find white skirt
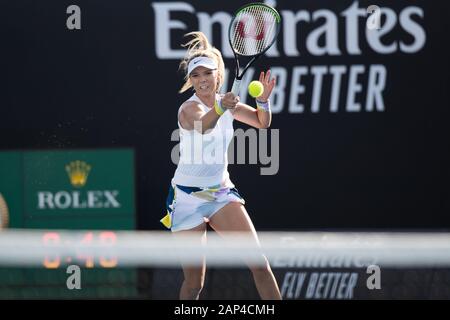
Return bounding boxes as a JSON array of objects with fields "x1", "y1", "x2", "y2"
[{"x1": 161, "y1": 181, "x2": 245, "y2": 232}]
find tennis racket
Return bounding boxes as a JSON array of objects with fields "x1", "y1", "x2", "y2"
[{"x1": 228, "y1": 3, "x2": 281, "y2": 96}]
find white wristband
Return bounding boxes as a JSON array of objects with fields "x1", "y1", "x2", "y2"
[{"x1": 256, "y1": 99, "x2": 271, "y2": 112}]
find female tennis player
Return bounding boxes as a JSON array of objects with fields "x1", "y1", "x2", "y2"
[{"x1": 162, "y1": 31, "x2": 281, "y2": 300}]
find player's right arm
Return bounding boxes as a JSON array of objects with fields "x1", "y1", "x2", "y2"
[
  {"x1": 179, "y1": 101, "x2": 219, "y2": 133},
  {"x1": 179, "y1": 97, "x2": 237, "y2": 133}
]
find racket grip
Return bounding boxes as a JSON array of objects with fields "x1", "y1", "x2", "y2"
[{"x1": 231, "y1": 79, "x2": 241, "y2": 96}]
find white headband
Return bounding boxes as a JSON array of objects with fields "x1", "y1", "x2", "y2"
[{"x1": 187, "y1": 57, "x2": 218, "y2": 76}]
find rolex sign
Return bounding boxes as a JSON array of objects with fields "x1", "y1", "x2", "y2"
[
  {"x1": 0, "y1": 149, "x2": 135, "y2": 229},
  {"x1": 23, "y1": 150, "x2": 135, "y2": 218}
]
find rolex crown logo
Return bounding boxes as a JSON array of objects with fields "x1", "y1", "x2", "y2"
[{"x1": 65, "y1": 160, "x2": 91, "y2": 188}]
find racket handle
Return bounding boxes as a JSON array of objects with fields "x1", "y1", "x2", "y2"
[{"x1": 231, "y1": 79, "x2": 241, "y2": 96}]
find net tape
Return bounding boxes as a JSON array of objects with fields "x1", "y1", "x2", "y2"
[{"x1": 1, "y1": 230, "x2": 450, "y2": 268}]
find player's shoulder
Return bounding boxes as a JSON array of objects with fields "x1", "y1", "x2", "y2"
[{"x1": 180, "y1": 100, "x2": 203, "y2": 114}]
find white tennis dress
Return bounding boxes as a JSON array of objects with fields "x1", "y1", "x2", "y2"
[{"x1": 161, "y1": 93, "x2": 245, "y2": 232}]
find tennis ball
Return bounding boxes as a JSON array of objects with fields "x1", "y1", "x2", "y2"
[{"x1": 248, "y1": 80, "x2": 264, "y2": 98}]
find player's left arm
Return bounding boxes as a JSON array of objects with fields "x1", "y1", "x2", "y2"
[{"x1": 230, "y1": 70, "x2": 275, "y2": 129}]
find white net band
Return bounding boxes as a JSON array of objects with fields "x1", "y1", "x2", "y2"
[{"x1": 1, "y1": 230, "x2": 450, "y2": 268}]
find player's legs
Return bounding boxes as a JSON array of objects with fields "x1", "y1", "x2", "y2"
[
  {"x1": 208, "y1": 202, "x2": 282, "y2": 300},
  {"x1": 173, "y1": 223, "x2": 207, "y2": 300}
]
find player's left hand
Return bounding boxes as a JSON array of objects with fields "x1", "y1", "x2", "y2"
[{"x1": 257, "y1": 70, "x2": 276, "y2": 103}]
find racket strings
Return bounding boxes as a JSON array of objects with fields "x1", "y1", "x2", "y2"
[
  {"x1": 231, "y1": 6, "x2": 278, "y2": 56},
  {"x1": 233, "y1": 6, "x2": 263, "y2": 55}
]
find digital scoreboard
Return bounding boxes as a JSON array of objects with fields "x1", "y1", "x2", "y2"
[{"x1": 0, "y1": 149, "x2": 137, "y2": 299}]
